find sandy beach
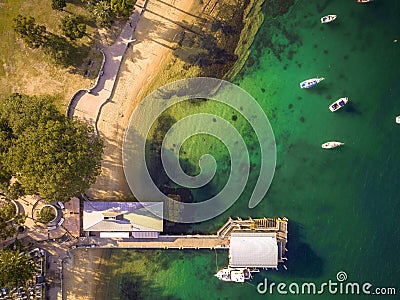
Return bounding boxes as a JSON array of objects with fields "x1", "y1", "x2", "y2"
[
  {"x1": 86, "y1": 0, "x2": 197, "y2": 200},
  {"x1": 63, "y1": 249, "x2": 109, "y2": 300}
]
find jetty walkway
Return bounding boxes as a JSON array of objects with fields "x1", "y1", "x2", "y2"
[
  {"x1": 80, "y1": 235, "x2": 229, "y2": 249},
  {"x1": 76, "y1": 217, "x2": 288, "y2": 251}
]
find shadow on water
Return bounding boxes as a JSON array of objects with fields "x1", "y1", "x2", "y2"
[
  {"x1": 97, "y1": 250, "x2": 182, "y2": 300},
  {"x1": 144, "y1": 110, "x2": 225, "y2": 234},
  {"x1": 312, "y1": 85, "x2": 329, "y2": 94},
  {"x1": 343, "y1": 102, "x2": 361, "y2": 115},
  {"x1": 117, "y1": 271, "x2": 183, "y2": 300},
  {"x1": 282, "y1": 220, "x2": 324, "y2": 279}
]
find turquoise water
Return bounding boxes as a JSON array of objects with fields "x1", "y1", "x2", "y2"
[{"x1": 99, "y1": 0, "x2": 400, "y2": 299}]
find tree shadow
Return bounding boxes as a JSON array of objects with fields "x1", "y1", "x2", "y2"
[
  {"x1": 170, "y1": 1, "x2": 244, "y2": 78},
  {"x1": 92, "y1": 250, "x2": 182, "y2": 300},
  {"x1": 67, "y1": 0, "x2": 87, "y2": 9},
  {"x1": 43, "y1": 33, "x2": 91, "y2": 73}
]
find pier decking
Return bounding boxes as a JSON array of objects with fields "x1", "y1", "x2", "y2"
[
  {"x1": 78, "y1": 217, "x2": 288, "y2": 259},
  {"x1": 118, "y1": 235, "x2": 229, "y2": 249}
]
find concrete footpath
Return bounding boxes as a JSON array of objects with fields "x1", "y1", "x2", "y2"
[{"x1": 72, "y1": 11, "x2": 140, "y2": 129}]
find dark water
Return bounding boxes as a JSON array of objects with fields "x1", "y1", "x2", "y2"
[{"x1": 98, "y1": 0, "x2": 400, "y2": 299}]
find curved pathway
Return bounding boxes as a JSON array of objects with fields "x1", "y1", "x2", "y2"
[
  {"x1": 72, "y1": 12, "x2": 140, "y2": 129},
  {"x1": 84, "y1": 0, "x2": 198, "y2": 200}
]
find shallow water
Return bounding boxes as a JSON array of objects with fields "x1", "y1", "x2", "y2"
[{"x1": 97, "y1": 0, "x2": 400, "y2": 298}]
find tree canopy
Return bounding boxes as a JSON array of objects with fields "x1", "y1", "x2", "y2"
[
  {"x1": 110, "y1": 0, "x2": 136, "y2": 17},
  {"x1": 0, "y1": 249, "x2": 35, "y2": 288},
  {"x1": 52, "y1": 0, "x2": 67, "y2": 11},
  {"x1": 0, "y1": 200, "x2": 16, "y2": 241},
  {"x1": 0, "y1": 94, "x2": 103, "y2": 203},
  {"x1": 60, "y1": 15, "x2": 87, "y2": 40},
  {"x1": 89, "y1": 0, "x2": 114, "y2": 27},
  {"x1": 88, "y1": 0, "x2": 136, "y2": 27},
  {"x1": 0, "y1": 198, "x2": 25, "y2": 241},
  {"x1": 37, "y1": 206, "x2": 56, "y2": 224}
]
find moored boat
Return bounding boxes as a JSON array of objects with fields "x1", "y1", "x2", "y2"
[
  {"x1": 300, "y1": 77, "x2": 325, "y2": 89},
  {"x1": 396, "y1": 116, "x2": 400, "y2": 124},
  {"x1": 321, "y1": 141, "x2": 344, "y2": 149},
  {"x1": 329, "y1": 97, "x2": 349, "y2": 112},
  {"x1": 215, "y1": 267, "x2": 252, "y2": 282},
  {"x1": 357, "y1": 0, "x2": 374, "y2": 3},
  {"x1": 321, "y1": 15, "x2": 337, "y2": 23}
]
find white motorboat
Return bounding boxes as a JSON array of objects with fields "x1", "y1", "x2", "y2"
[
  {"x1": 300, "y1": 77, "x2": 325, "y2": 89},
  {"x1": 215, "y1": 267, "x2": 251, "y2": 282},
  {"x1": 357, "y1": 0, "x2": 374, "y2": 3},
  {"x1": 321, "y1": 15, "x2": 337, "y2": 23},
  {"x1": 396, "y1": 116, "x2": 400, "y2": 124},
  {"x1": 321, "y1": 141, "x2": 344, "y2": 149},
  {"x1": 329, "y1": 97, "x2": 349, "y2": 112}
]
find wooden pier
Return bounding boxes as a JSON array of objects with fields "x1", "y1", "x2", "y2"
[
  {"x1": 118, "y1": 235, "x2": 229, "y2": 249},
  {"x1": 78, "y1": 217, "x2": 288, "y2": 261}
]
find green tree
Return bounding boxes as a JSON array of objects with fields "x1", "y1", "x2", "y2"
[
  {"x1": 6, "y1": 182, "x2": 25, "y2": 200},
  {"x1": 0, "y1": 94, "x2": 103, "y2": 203},
  {"x1": 0, "y1": 93, "x2": 61, "y2": 135},
  {"x1": 60, "y1": 15, "x2": 87, "y2": 40},
  {"x1": 0, "y1": 249, "x2": 35, "y2": 288},
  {"x1": 0, "y1": 121, "x2": 13, "y2": 192},
  {"x1": 0, "y1": 200, "x2": 17, "y2": 241},
  {"x1": 0, "y1": 201, "x2": 16, "y2": 223},
  {"x1": 12, "y1": 15, "x2": 47, "y2": 49},
  {"x1": 0, "y1": 198, "x2": 26, "y2": 241},
  {"x1": 110, "y1": 0, "x2": 136, "y2": 17},
  {"x1": 37, "y1": 206, "x2": 56, "y2": 224},
  {"x1": 89, "y1": 0, "x2": 114, "y2": 27},
  {"x1": 52, "y1": 0, "x2": 67, "y2": 11}
]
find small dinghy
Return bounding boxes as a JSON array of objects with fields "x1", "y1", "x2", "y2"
[
  {"x1": 329, "y1": 97, "x2": 349, "y2": 112},
  {"x1": 300, "y1": 77, "x2": 325, "y2": 89},
  {"x1": 321, "y1": 15, "x2": 337, "y2": 24},
  {"x1": 321, "y1": 141, "x2": 344, "y2": 149}
]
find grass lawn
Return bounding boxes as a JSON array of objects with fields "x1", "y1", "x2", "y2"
[{"x1": 0, "y1": 0, "x2": 103, "y2": 108}]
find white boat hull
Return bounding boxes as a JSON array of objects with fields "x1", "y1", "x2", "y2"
[
  {"x1": 321, "y1": 15, "x2": 337, "y2": 23},
  {"x1": 329, "y1": 97, "x2": 349, "y2": 112},
  {"x1": 300, "y1": 77, "x2": 325, "y2": 89},
  {"x1": 215, "y1": 268, "x2": 251, "y2": 282},
  {"x1": 322, "y1": 142, "x2": 344, "y2": 149},
  {"x1": 396, "y1": 116, "x2": 400, "y2": 124}
]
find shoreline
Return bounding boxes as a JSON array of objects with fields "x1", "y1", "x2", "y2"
[
  {"x1": 64, "y1": 0, "x2": 202, "y2": 296},
  {"x1": 66, "y1": 0, "x2": 266, "y2": 298},
  {"x1": 86, "y1": 0, "x2": 197, "y2": 200},
  {"x1": 87, "y1": 0, "x2": 266, "y2": 200}
]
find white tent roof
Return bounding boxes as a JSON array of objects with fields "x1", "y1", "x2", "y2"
[
  {"x1": 229, "y1": 232, "x2": 278, "y2": 268},
  {"x1": 83, "y1": 202, "x2": 163, "y2": 232}
]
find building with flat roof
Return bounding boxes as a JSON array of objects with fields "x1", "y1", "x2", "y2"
[
  {"x1": 229, "y1": 232, "x2": 278, "y2": 268},
  {"x1": 83, "y1": 202, "x2": 163, "y2": 238}
]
